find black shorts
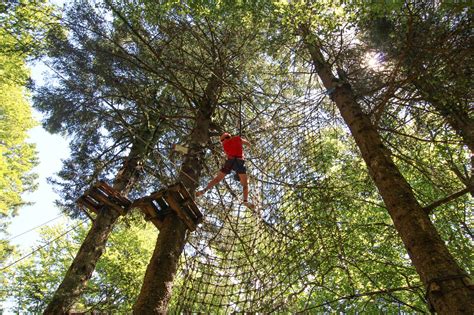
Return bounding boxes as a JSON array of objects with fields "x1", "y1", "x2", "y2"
[{"x1": 220, "y1": 159, "x2": 246, "y2": 175}]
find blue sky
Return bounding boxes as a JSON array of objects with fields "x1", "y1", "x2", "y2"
[
  {"x1": 7, "y1": 121, "x2": 69, "y2": 251},
  {"x1": 3, "y1": 57, "x2": 70, "y2": 313},
  {"x1": 4, "y1": 1, "x2": 69, "y2": 312},
  {"x1": 7, "y1": 60, "x2": 70, "y2": 251},
  {"x1": 7, "y1": 0, "x2": 68, "y2": 248}
]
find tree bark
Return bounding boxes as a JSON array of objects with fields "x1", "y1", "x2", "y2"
[
  {"x1": 43, "y1": 208, "x2": 121, "y2": 315},
  {"x1": 411, "y1": 72, "x2": 474, "y2": 156},
  {"x1": 413, "y1": 80, "x2": 474, "y2": 191},
  {"x1": 423, "y1": 186, "x2": 474, "y2": 214},
  {"x1": 435, "y1": 102, "x2": 474, "y2": 154},
  {"x1": 130, "y1": 214, "x2": 187, "y2": 314},
  {"x1": 133, "y1": 68, "x2": 221, "y2": 314},
  {"x1": 302, "y1": 28, "x2": 474, "y2": 314},
  {"x1": 44, "y1": 140, "x2": 149, "y2": 314}
]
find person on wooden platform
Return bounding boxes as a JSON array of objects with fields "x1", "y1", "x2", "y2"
[{"x1": 196, "y1": 132, "x2": 255, "y2": 209}]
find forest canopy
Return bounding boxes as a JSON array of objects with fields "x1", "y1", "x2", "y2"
[
  {"x1": 2, "y1": 1, "x2": 472, "y2": 314},
  {"x1": 0, "y1": 0, "x2": 62, "y2": 276}
]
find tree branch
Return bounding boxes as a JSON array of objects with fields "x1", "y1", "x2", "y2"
[{"x1": 423, "y1": 186, "x2": 474, "y2": 214}]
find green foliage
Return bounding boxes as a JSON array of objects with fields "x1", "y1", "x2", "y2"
[
  {"x1": 0, "y1": 0, "x2": 52, "y2": 219},
  {"x1": 0, "y1": 0, "x2": 62, "y2": 280},
  {"x1": 354, "y1": 3, "x2": 473, "y2": 148},
  {"x1": 0, "y1": 0, "x2": 63, "y2": 60},
  {"x1": 13, "y1": 0, "x2": 472, "y2": 313},
  {"x1": 4, "y1": 217, "x2": 155, "y2": 313},
  {"x1": 276, "y1": 127, "x2": 426, "y2": 312},
  {"x1": 34, "y1": 0, "x2": 294, "y2": 216},
  {"x1": 0, "y1": 78, "x2": 38, "y2": 218},
  {"x1": 3, "y1": 223, "x2": 79, "y2": 314},
  {"x1": 169, "y1": 118, "x2": 429, "y2": 312},
  {"x1": 351, "y1": 4, "x2": 473, "y2": 275},
  {"x1": 90, "y1": 220, "x2": 156, "y2": 312},
  {"x1": 380, "y1": 111, "x2": 473, "y2": 272},
  {"x1": 34, "y1": 1, "x2": 181, "y2": 215},
  {"x1": 165, "y1": 2, "x2": 471, "y2": 312}
]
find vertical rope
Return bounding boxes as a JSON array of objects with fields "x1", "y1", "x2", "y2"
[{"x1": 239, "y1": 96, "x2": 243, "y2": 137}]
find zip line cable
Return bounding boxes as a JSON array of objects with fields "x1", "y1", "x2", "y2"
[
  {"x1": 1, "y1": 219, "x2": 87, "y2": 271},
  {"x1": 9, "y1": 6, "x2": 454, "y2": 312},
  {"x1": 7, "y1": 214, "x2": 65, "y2": 241}
]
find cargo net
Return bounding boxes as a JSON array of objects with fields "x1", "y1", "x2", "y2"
[{"x1": 162, "y1": 94, "x2": 424, "y2": 313}]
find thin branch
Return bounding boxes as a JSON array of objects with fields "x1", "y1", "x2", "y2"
[
  {"x1": 379, "y1": 127, "x2": 463, "y2": 145},
  {"x1": 302, "y1": 285, "x2": 425, "y2": 313},
  {"x1": 423, "y1": 186, "x2": 473, "y2": 214}
]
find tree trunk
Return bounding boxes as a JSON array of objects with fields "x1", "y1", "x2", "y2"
[
  {"x1": 43, "y1": 209, "x2": 121, "y2": 314},
  {"x1": 413, "y1": 80, "x2": 474, "y2": 190},
  {"x1": 433, "y1": 101, "x2": 474, "y2": 154},
  {"x1": 130, "y1": 213, "x2": 187, "y2": 314},
  {"x1": 302, "y1": 28, "x2": 474, "y2": 314},
  {"x1": 410, "y1": 72, "x2": 474, "y2": 155},
  {"x1": 133, "y1": 69, "x2": 221, "y2": 314},
  {"x1": 44, "y1": 142, "x2": 148, "y2": 314}
]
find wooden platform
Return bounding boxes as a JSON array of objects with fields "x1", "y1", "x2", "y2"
[
  {"x1": 77, "y1": 181, "x2": 131, "y2": 216},
  {"x1": 131, "y1": 194, "x2": 172, "y2": 230},
  {"x1": 132, "y1": 182, "x2": 203, "y2": 231}
]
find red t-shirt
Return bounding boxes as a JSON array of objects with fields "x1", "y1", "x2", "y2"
[{"x1": 223, "y1": 136, "x2": 243, "y2": 159}]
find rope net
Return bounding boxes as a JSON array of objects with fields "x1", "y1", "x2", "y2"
[
  {"x1": 14, "y1": 3, "x2": 470, "y2": 312},
  {"x1": 150, "y1": 94, "x2": 424, "y2": 312}
]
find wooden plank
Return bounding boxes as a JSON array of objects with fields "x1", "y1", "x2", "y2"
[
  {"x1": 84, "y1": 193, "x2": 101, "y2": 206},
  {"x1": 89, "y1": 188, "x2": 121, "y2": 213},
  {"x1": 89, "y1": 187, "x2": 129, "y2": 215},
  {"x1": 170, "y1": 182, "x2": 203, "y2": 228},
  {"x1": 179, "y1": 201, "x2": 198, "y2": 221},
  {"x1": 95, "y1": 181, "x2": 132, "y2": 208},
  {"x1": 77, "y1": 202, "x2": 95, "y2": 221},
  {"x1": 131, "y1": 182, "x2": 202, "y2": 231},
  {"x1": 77, "y1": 195, "x2": 101, "y2": 213},
  {"x1": 178, "y1": 196, "x2": 203, "y2": 223},
  {"x1": 180, "y1": 204, "x2": 199, "y2": 223},
  {"x1": 154, "y1": 197, "x2": 169, "y2": 211},
  {"x1": 175, "y1": 183, "x2": 202, "y2": 218},
  {"x1": 76, "y1": 181, "x2": 130, "y2": 217},
  {"x1": 175, "y1": 184, "x2": 190, "y2": 200},
  {"x1": 76, "y1": 196, "x2": 99, "y2": 218},
  {"x1": 98, "y1": 185, "x2": 131, "y2": 208},
  {"x1": 164, "y1": 192, "x2": 197, "y2": 231},
  {"x1": 95, "y1": 181, "x2": 123, "y2": 200},
  {"x1": 185, "y1": 203, "x2": 202, "y2": 223},
  {"x1": 181, "y1": 199, "x2": 199, "y2": 216},
  {"x1": 131, "y1": 196, "x2": 173, "y2": 230},
  {"x1": 151, "y1": 198, "x2": 173, "y2": 219},
  {"x1": 188, "y1": 209, "x2": 202, "y2": 224},
  {"x1": 167, "y1": 183, "x2": 182, "y2": 193},
  {"x1": 133, "y1": 199, "x2": 157, "y2": 219},
  {"x1": 76, "y1": 196, "x2": 90, "y2": 208},
  {"x1": 149, "y1": 217, "x2": 163, "y2": 230},
  {"x1": 94, "y1": 180, "x2": 113, "y2": 193},
  {"x1": 149, "y1": 189, "x2": 166, "y2": 200}
]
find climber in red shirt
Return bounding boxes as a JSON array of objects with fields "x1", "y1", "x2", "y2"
[{"x1": 196, "y1": 132, "x2": 254, "y2": 209}]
